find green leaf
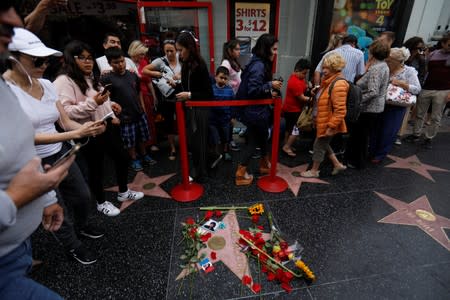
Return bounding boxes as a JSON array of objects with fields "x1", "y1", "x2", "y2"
[
  {"x1": 190, "y1": 257, "x2": 199, "y2": 263},
  {"x1": 180, "y1": 254, "x2": 188, "y2": 260},
  {"x1": 199, "y1": 253, "x2": 206, "y2": 260}
]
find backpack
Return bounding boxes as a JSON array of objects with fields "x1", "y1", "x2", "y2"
[{"x1": 328, "y1": 77, "x2": 362, "y2": 122}]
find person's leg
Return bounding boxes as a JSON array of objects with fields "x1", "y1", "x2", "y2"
[
  {"x1": 413, "y1": 90, "x2": 432, "y2": 136},
  {"x1": 373, "y1": 106, "x2": 406, "y2": 161},
  {"x1": 301, "y1": 136, "x2": 332, "y2": 177},
  {"x1": 425, "y1": 89, "x2": 449, "y2": 140},
  {"x1": 106, "y1": 124, "x2": 130, "y2": 193},
  {"x1": 0, "y1": 239, "x2": 63, "y2": 300}
]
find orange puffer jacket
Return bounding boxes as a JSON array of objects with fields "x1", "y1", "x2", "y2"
[{"x1": 315, "y1": 72, "x2": 348, "y2": 138}]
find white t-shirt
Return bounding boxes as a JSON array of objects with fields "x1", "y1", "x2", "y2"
[
  {"x1": 96, "y1": 55, "x2": 138, "y2": 74},
  {"x1": 7, "y1": 79, "x2": 62, "y2": 158},
  {"x1": 221, "y1": 59, "x2": 241, "y2": 94}
]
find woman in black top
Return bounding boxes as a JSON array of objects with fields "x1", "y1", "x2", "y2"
[{"x1": 175, "y1": 31, "x2": 214, "y2": 182}]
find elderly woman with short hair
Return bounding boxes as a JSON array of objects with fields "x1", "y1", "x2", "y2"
[
  {"x1": 301, "y1": 53, "x2": 348, "y2": 178},
  {"x1": 369, "y1": 47, "x2": 421, "y2": 162}
]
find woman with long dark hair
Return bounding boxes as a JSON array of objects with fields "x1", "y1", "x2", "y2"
[
  {"x1": 221, "y1": 39, "x2": 242, "y2": 94},
  {"x1": 234, "y1": 33, "x2": 282, "y2": 185},
  {"x1": 54, "y1": 40, "x2": 144, "y2": 217},
  {"x1": 175, "y1": 31, "x2": 213, "y2": 182}
]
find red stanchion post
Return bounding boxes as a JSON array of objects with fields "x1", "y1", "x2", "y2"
[
  {"x1": 257, "y1": 97, "x2": 288, "y2": 193},
  {"x1": 170, "y1": 101, "x2": 204, "y2": 202}
]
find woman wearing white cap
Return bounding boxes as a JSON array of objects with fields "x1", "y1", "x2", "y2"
[{"x1": 3, "y1": 27, "x2": 106, "y2": 265}]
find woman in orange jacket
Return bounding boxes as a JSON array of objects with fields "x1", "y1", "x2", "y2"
[{"x1": 301, "y1": 53, "x2": 348, "y2": 178}]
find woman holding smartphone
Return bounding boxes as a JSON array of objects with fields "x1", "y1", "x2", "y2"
[
  {"x1": 54, "y1": 40, "x2": 144, "y2": 217},
  {"x1": 4, "y1": 28, "x2": 106, "y2": 264}
]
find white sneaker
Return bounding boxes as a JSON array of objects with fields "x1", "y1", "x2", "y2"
[
  {"x1": 117, "y1": 189, "x2": 144, "y2": 202},
  {"x1": 97, "y1": 201, "x2": 120, "y2": 217}
]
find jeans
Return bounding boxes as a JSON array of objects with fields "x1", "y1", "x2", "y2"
[
  {"x1": 240, "y1": 121, "x2": 269, "y2": 166},
  {"x1": 42, "y1": 143, "x2": 91, "y2": 250},
  {"x1": 0, "y1": 239, "x2": 63, "y2": 300}
]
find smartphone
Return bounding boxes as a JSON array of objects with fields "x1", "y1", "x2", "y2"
[
  {"x1": 101, "y1": 111, "x2": 114, "y2": 122},
  {"x1": 101, "y1": 84, "x2": 112, "y2": 96},
  {"x1": 48, "y1": 143, "x2": 81, "y2": 170}
]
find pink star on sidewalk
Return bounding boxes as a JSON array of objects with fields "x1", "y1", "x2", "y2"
[
  {"x1": 276, "y1": 163, "x2": 329, "y2": 196},
  {"x1": 105, "y1": 171, "x2": 175, "y2": 211},
  {"x1": 375, "y1": 191, "x2": 450, "y2": 251},
  {"x1": 176, "y1": 210, "x2": 271, "y2": 291},
  {"x1": 385, "y1": 155, "x2": 449, "y2": 182}
]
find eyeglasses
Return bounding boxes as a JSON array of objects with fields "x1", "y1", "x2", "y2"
[
  {"x1": 74, "y1": 55, "x2": 94, "y2": 62},
  {"x1": 31, "y1": 56, "x2": 49, "y2": 68}
]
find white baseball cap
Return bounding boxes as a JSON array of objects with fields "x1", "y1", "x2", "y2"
[{"x1": 8, "y1": 27, "x2": 62, "y2": 57}]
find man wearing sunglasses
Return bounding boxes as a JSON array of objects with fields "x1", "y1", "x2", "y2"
[{"x1": 0, "y1": 2, "x2": 69, "y2": 299}]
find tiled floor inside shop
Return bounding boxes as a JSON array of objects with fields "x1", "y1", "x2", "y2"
[{"x1": 31, "y1": 117, "x2": 450, "y2": 299}]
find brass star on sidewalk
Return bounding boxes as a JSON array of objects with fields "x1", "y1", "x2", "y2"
[
  {"x1": 175, "y1": 210, "x2": 271, "y2": 291},
  {"x1": 386, "y1": 155, "x2": 449, "y2": 182},
  {"x1": 276, "y1": 163, "x2": 329, "y2": 196},
  {"x1": 375, "y1": 191, "x2": 450, "y2": 251},
  {"x1": 105, "y1": 171, "x2": 175, "y2": 211}
]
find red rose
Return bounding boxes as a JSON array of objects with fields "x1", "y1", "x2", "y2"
[
  {"x1": 280, "y1": 241, "x2": 288, "y2": 250},
  {"x1": 200, "y1": 232, "x2": 212, "y2": 242},
  {"x1": 214, "y1": 210, "x2": 222, "y2": 217},
  {"x1": 204, "y1": 211, "x2": 213, "y2": 220},
  {"x1": 252, "y1": 283, "x2": 262, "y2": 293},
  {"x1": 185, "y1": 217, "x2": 195, "y2": 225},
  {"x1": 210, "y1": 251, "x2": 217, "y2": 260},
  {"x1": 275, "y1": 269, "x2": 284, "y2": 281},
  {"x1": 251, "y1": 215, "x2": 260, "y2": 223},
  {"x1": 242, "y1": 275, "x2": 252, "y2": 285},
  {"x1": 267, "y1": 272, "x2": 276, "y2": 281},
  {"x1": 281, "y1": 282, "x2": 292, "y2": 293},
  {"x1": 189, "y1": 228, "x2": 197, "y2": 239},
  {"x1": 282, "y1": 271, "x2": 294, "y2": 283},
  {"x1": 257, "y1": 225, "x2": 264, "y2": 230},
  {"x1": 261, "y1": 265, "x2": 268, "y2": 273}
]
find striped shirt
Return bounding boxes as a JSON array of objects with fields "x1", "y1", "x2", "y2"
[{"x1": 316, "y1": 44, "x2": 365, "y2": 83}]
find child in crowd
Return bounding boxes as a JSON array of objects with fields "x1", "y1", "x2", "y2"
[
  {"x1": 282, "y1": 58, "x2": 311, "y2": 157},
  {"x1": 102, "y1": 47, "x2": 156, "y2": 171},
  {"x1": 209, "y1": 66, "x2": 234, "y2": 164}
]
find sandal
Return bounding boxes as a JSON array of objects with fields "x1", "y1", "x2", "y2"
[
  {"x1": 168, "y1": 151, "x2": 176, "y2": 161},
  {"x1": 300, "y1": 170, "x2": 320, "y2": 178},
  {"x1": 282, "y1": 147, "x2": 296, "y2": 157}
]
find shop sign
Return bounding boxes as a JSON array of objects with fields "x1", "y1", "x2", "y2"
[{"x1": 235, "y1": 2, "x2": 270, "y2": 38}]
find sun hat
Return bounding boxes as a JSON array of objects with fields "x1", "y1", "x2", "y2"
[{"x1": 8, "y1": 27, "x2": 62, "y2": 57}]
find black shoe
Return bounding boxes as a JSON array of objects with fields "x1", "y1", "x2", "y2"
[
  {"x1": 404, "y1": 134, "x2": 420, "y2": 143},
  {"x1": 68, "y1": 245, "x2": 97, "y2": 265},
  {"x1": 79, "y1": 225, "x2": 104, "y2": 239},
  {"x1": 422, "y1": 138, "x2": 432, "y2": 149}
]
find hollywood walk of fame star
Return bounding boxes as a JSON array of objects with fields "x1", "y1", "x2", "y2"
[
  {"x1": 105, "y1": 171, "x2": 175, "y2": 211},
  {"x1": 385, "y1": 155, "x2": 449, "y2": 182},
  {"x1": 375, "y1": 191, "x2": 450, "y2": 251},
  {"x1": 176, "y1": 210, "x2": 271, "y2": 291},
  {"x1": 276, "y1": 163, "x2": 329, "y2": 196}
]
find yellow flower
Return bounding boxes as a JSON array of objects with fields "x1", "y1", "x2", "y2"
[
  {"x1": 295, "y1": 260, "x2": 316, "y2": 281},
  {"x1": 248, "y1": 203, "x2": 264, "y2": 215}
]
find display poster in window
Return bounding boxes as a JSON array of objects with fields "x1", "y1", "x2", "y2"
[
  {"x1": 330, "y1": 0, "x2": 401, "y2": 58},
  {"x1": 234, "y1": 2, "x2": 270, "y2": 39}
]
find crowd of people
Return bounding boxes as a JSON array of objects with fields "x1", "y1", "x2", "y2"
[{"x1": 1, "y1": 1, "x2": 450, "y2": 299}]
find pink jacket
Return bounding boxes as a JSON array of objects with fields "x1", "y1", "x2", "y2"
[{"x1": 53, "y1": 75, "x2": 113, "y2": 124}]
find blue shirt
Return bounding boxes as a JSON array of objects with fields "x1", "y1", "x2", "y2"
[
  {"x1": 316, "y1": 44, "x2": 365, "y2": 83},
  {"x1": 210, "y1": 83, "x2": 233, "y2": 126}
]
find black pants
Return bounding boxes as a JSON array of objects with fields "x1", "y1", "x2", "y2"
[
  {"x1": 42, "y1": 143, "x2": 91, "y2": 250},
  {"x1": 345, "y1": 112, "x2": 379, "y2": 168},
  {"x1": 240, "y1": 121, "x2": 269, "y2": 166},
  {"x1": 187, "y1": 108, "x2": 210, "y2": 178},
  {"x1": 77, "y1": 123, "x2": 129, "y2": 204}
]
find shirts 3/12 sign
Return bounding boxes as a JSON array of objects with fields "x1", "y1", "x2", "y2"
[{"x1": 235, "y1": 2, "x2": 270, "y2": 38}]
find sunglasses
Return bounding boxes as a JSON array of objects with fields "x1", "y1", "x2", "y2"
[{"x1": 31, "y1": 56, "x2": 50, "y2": 68}]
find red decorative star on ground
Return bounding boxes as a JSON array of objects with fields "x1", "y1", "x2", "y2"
[
  {"x1": 276, "y1": 163, "x2": 329, "y2": 196},
  {"x1": 176, "y1": 210, "x2": 271, "y2": 291},
  {"x1": 105, "y1": 171, "x2": 175, "y2": 211},
  {"x1": 375, "y1": 191, "x2": 450, "y2": 251},
  {"x1": 385, "y1": 155, "x2": 449, "y2": 182}
]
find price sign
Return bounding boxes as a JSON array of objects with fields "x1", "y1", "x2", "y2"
[{"x1": 235, "y1": 2, "x2": 270, "y2": 38}]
